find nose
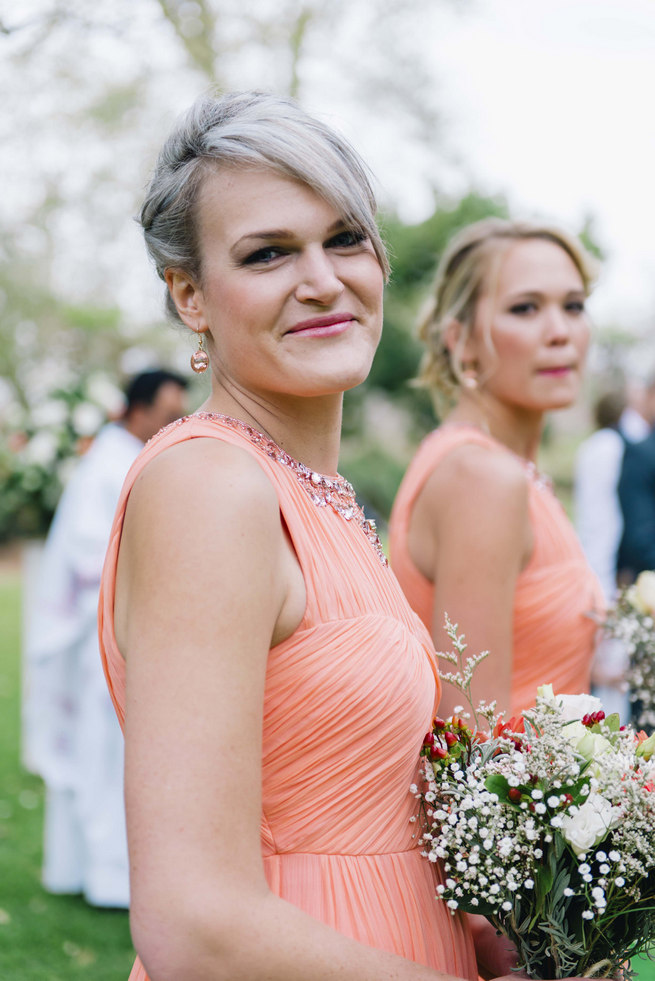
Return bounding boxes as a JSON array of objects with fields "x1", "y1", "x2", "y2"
[
  {"x1": 544, "y1": 304, "x2": 572, "y2": 344},
  {"x1": 294, "y1": 247, "x2": 345, "y2": 306}
]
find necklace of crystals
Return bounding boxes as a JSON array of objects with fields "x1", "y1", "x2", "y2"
[{"x1": 183, "y1": 412, "x2": 388, "y2": 566}]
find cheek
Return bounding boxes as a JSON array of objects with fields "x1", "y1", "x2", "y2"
[
  {"x1": 576, "y1": 320, "x2": 591, "y2": 359},
  {"x1": 206, "y1": 278, "x2": 275, "y2": 339},
  {"x1": 486, "y1": 325, "x2": 533, "y2": 366}
]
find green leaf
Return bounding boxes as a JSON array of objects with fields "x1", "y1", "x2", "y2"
[{"x1": 485, "y1": 773, "x2": 510, "y2": 798}]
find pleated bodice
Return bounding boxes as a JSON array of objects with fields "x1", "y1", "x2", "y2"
[
  {"x1": 99, "y1": 414, "x2": 478, "y2": 981},
  {"x1": 389, "y1": 424, "x2": 604, "y2": 716}
]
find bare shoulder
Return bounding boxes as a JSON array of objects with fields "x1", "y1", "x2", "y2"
[
  {"x1": 128, "y1": 436, "x2": 280, "y2": 527},
  {"x1": 119, "y1": 437, "x2": 284, "y2": 605},
  {"x1": 422, "y1": 440, "x2": 529, "y2": 516},
  {"x1": 115, "y1": 436, "x2": 292, "y2": 657}
]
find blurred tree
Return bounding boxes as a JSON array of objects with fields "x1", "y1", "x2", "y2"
[
  {"x1": 1, "y1": 0, "x2": 620, "y2": 533},
  {"x1": 340, "y1": 191, "x2": 510, "y2": 518}
]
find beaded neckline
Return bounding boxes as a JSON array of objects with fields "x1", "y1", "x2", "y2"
[{"x1": 164, "y1": 411, "x2": 388, "y2": 566}]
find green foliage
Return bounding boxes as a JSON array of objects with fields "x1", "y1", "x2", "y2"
[
  {"x1": 340, "y1": 446, "x2": 408, "y2": 524},
  {"x1": 342, "y1": 191, "x2": 510, "y2": 520},
  {"x1": 0, "y1": 573, "x2": 135, "y2": 979},
  {"x1": 381, "y1": 191, "x2": 510, "y2": 295}
]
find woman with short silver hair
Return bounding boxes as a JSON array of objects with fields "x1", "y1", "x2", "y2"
[{"x1": 98, "y1": 92, "x2": 521, "y2": 981}]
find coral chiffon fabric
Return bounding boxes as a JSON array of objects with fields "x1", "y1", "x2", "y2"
[
  {"x1": 99, "y1": 415, "x2": 478, "y2": 981},
  {"x1": 389, "y1": 424, "x2": 604, "y2": 716}
]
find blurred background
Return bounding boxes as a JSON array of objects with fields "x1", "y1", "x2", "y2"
[{"x1": 1, "y1": 1, "x2": 655, "y2": 977}]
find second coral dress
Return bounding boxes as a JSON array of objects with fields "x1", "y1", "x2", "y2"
[
  {"x1": 389, "y1": 424, "x2": 604, "y2": 716},
  {"x1": 99, "y1": 413, "x2": 478, "y2": 981}
]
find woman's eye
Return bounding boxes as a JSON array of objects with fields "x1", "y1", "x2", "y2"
[
  {"x1": 565, "y1": 300, "x2": 586, "y2": 314},
  {"x1": 327, "y1": 229, "x2": 367, "y2": 249},
  {"x1": 242, "y1": 246, "x2": 286, "y2": 265},
  {"x1": 509, "y1": 302, "x2": 537, "y2": 315}
]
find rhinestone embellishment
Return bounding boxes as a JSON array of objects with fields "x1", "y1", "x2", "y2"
[
  {"x1": 523, "y1": 460, "x2": 554, "y2": 493},
  {"x1": 165, "y1": 412, "x2": 388, "y2": 566}
]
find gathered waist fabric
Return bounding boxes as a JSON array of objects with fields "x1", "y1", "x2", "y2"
[{"x1": 264, "y1": 847, "x2": 478, "y2": 978}]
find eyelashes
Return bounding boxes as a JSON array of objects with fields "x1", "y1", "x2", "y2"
[
  {"x1": 240, "y1": 228, "x2": 369, "y2": 267},
  {"x1": 507, "y1": 300, "x2": 586, "y2": 316}
]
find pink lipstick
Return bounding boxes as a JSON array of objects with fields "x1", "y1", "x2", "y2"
[{"x1": 286, "y1": 313, "x2": 355, "y2": 337}]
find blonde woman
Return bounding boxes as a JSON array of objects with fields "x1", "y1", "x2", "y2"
[{"x1": 389, "y1": 218, "x2": 604, "y2": 720}]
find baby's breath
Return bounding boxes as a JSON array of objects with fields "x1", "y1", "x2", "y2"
[{"x1": 418, "y1": 618, "x2": 655, "y2": 979}]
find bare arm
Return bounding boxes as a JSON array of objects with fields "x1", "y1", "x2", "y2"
[
  {"x1": 409, "y1": 445, "x2": 532, "y2": 720},
  {"x1": 115, "y1": 438, "x2": 471, "y2": 981}
]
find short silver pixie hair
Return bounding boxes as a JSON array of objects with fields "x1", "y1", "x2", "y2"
[{"x1": 140, "y1": 90, "x2": 389, "y2": 323}]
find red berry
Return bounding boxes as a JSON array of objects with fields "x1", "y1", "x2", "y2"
[
  {"x1": 508, "y1": 787, "x2": 522, "y2": 803},
  {"x1": 444, "y1": 732, "x2": 458, "y2": 747}
]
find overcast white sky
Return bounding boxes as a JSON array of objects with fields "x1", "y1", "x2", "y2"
[{"x1": 392, "y1": 0, "x2": 655, "y2": 337}]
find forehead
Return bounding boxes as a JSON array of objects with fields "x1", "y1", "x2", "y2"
[
  {"x1": 153, "y1": 381, "x2": 185, "y2": 407},
  {"x1": 495, "y1": 238, "x2": 584, "y2": 294},
  {"x1": 196, "y1": 166, "x2": 340, "y2": 246}
]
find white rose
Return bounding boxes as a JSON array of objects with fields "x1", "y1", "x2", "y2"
[
  {"x1": 85, "y1": 373, "x2": 126, "y2": 415},
  {"x1": 23, "y1": 430, "x2": 59, "y2": 466},
  {"x1": 562, "y1": 722, "x2": 611, "y2": 761},
  {"x1": 554, "y1": 693, "x2": 604, "y2": 723},
  {"x1": 560, "y1": 793, "x2": 621, "y2": 857},
  {"x1": 72, "y1": 402, "x2": 104, "y2": 437},
  {"x1": 633, "y1": 571, "x2": 655, "y2": 616},
  {"x1": 30, "y1": 399, "x2": 68, "y2": 428}
]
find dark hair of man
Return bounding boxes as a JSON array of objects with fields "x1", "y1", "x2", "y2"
[
  {"x1": 124, "y1": 369, "x2": 188, "y2": 412},
  {"x1": 594, "y1": 389, "x2": 627, "y2": 431}
]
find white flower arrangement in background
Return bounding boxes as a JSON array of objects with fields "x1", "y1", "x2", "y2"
[
  {"x1": 0, "y1": 372, "x2": 124, "y2": 540},
  {"x1": 417, "y1": 620, "x2": 655, "y2": 980},
  {"x1": 604, "y1": 571, "x2": 655, "y2": 730}
]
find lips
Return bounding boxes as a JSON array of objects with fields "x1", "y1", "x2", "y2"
[
  {"x1": 286, "y1": 312, "x2": 356, "y2": 334},
  {"x1": 537, "y1": 365, "x2": 575, "y2": 375}
]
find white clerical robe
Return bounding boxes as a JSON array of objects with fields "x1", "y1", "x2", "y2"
[
  {"x1": 24, "y1": 423, "x2": 143, "y2": 907},
  {"x1": 574, "y1": 426, "x2": 629, "y2": 720}
]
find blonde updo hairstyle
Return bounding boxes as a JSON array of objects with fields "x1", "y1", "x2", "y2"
[{"x1": 417, "y1": 217, "x2": 598, "y2": 415}]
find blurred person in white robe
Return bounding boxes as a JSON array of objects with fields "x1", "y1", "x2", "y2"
[
  {"x1": 574, "y1": 385, "x2": 643, "y2": 720},
  {"x1": 24, "y1": 369, "x2": 187, "y2": 907}
]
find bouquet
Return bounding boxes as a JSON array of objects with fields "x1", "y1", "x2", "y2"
[
  {"x1": 603, "y1": 571, "x2": 655, "y2": 730},
  {"x1": 417, "y1": 620, "x2": 655, "y2": 979}
]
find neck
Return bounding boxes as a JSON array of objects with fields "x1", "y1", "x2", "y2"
[
  {"x1": 121, "y1": 417, "x2": 147, "y2": 445},
  {"x1": 200, "y1": 383, "x2": 344, "y2": 475},
  {"x1": 447, "y1": 393, "x2": 544, "y2": 462}
]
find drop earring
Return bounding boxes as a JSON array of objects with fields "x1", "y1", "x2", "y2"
[
  {"x1": 190, "y1": 332, "x2": 210, "y2": 374},
  {"x1": 461, "y1": 364, "x2": 478, "y2": 390}
]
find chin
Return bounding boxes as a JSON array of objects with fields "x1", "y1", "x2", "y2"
[{"x1": 538, "y1": 393, "x2": 579, "y2": 412}]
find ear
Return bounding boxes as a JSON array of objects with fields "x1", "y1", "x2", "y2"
[
  {"x1": 443, "y1": 318, "x2": 462, "y2": 356},
  {"x1": 444, "y1": 317, "x2": 478, "y2": 364},
  {"x1": 164, "y1": 268, "x2": 208, "y2": 333}
]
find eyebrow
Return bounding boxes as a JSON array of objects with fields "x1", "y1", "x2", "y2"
[
  {"x1": 231, "y1": 218, "x2": 347, "y2": 253},
  {"x1": 506, "y1": 288, "x2": 586, "y2": 299}
]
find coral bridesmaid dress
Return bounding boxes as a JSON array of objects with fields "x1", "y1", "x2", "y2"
[
  {"x1": 99, "y1": 414, "x2": 478, "y2": 981},
  {"x1": 389, "y1": 424, "x2": 604, "y2": 716}
]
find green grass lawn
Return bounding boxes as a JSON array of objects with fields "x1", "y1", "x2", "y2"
[
  {"x1": 0, "y1": 574, "x2": 135, "y2": 980},
  {"x1": 1, "y1": 570, "x2": 655, "y2": 980}
]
